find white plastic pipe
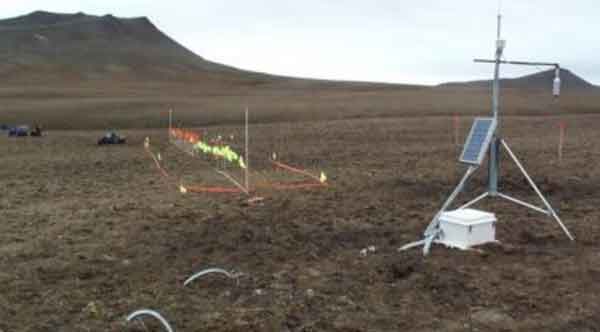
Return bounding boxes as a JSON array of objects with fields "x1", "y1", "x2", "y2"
[
  {"x1": 127, "y1": 309, "x2": 174, "y2": 332},
  {"x1": 183, "y1": 268, "x2": 236, "y2": 287}
]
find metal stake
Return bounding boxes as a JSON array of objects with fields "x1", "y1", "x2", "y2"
[
  {"x1": 245, "y1": 107, "x2": 249, "y2": 191},
  {"x1": 168, "y1": 109, "x2": 173, "y2": 143}
]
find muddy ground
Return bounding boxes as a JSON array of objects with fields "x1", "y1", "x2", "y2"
[{"x1": 1, "y1": 114, "x2": 600, "y2": 331}]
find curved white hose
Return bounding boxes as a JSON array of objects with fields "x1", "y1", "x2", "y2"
[
  {"x1": 126, "y1": 309, "x2": 174, "y2": 332},
  {"x1": 183, "y1": 268, "x2": 238, "y2": 287}
]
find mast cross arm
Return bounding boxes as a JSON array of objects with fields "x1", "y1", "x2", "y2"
[{"x1": 474, "y1": 59, "x2": 559, "y2": 68}]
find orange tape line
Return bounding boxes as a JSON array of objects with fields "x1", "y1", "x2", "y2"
[
  {"x1": 271, "y1": 160, "x2": 321, "y2": 183},
  {"x1": 268, "y1": 183, "x2": 327, "y2": 190},
  {"x1": 185, "y1": 185, "x2": 245, "y2": 194},
  {"x1": 255, "y1": 180, "x2": 327, "y2": 190}
]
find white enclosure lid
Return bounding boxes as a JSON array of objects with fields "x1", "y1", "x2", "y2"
[{"x1": 440, "y1": 208, "x2": 496, "y2": 226}]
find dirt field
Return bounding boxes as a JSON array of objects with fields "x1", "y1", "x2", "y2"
[
  {"x1": 2, "y1": 80, "x2": 600, "y2": 130},
  {"x1": 1, "y1": 113, "x2": 600, "y2": 332}
]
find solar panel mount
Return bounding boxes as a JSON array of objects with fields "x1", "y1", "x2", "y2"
[{"x1": 459, "y1": 117, "x2": 497, "y2": 165}]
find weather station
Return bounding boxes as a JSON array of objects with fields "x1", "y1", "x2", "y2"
[{"x1": 400, "y1": 11, "x2": 574, "y2": 255}]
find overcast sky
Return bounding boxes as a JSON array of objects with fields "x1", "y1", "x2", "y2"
[{"x1": 3, "y1": 1, "x2": 599, "y2": 85}]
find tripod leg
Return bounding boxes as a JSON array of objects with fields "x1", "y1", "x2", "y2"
[
  {"x1": 400, "y1": 166, "x2": 477, "y2": 255},
  {"x1": 424, "y1": 166, "x2": 477, "y2": 237},
  {"x1": 497, "y1": 192, "x2": 549, "y2": 215},
  {"x1": 500, "y1": 139, "x2": 575, "y2": 241},
  {"x1": 458, "y1": 192, "x2": 489, "y2": 210},
  {"x1": 423, "y1": 231, "x2": 440, "y2": 255}
]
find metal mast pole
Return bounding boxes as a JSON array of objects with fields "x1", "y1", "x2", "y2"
[
  {"x1": 488, "y1": 14, "x2": 503, "y2": 196},
  {"x1": 245, "y1": 107, "x2": 249, "y2": 191}
]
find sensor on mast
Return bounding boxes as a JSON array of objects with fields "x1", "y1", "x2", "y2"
[{"x1": 553, "y1": 67, "x2": 561, "y2": 97}]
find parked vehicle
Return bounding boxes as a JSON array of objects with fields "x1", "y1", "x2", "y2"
[
  {"x1": 98, "y1": 131, "x2": 126, "y2": 145},
  {"x1": 8, "y1": 126, "x2": 30, "y2": 137}
]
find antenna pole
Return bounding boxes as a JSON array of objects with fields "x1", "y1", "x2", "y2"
[
  {"x1": 489, "y1": 14, "x2": 503, "y2": 196},
  {"x1": 493, "y1": 14, "x2": 502, "y2": 121}
]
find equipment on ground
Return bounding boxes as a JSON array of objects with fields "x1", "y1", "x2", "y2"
[
  {"x1": 30, "y1": 124, "x2": 43, "y2": 137},
  {"x1": 400, "y1": 11, "x2": 574, "y2": 255},
  {"x1": 98, "y1": 131, "x2": 126, "y2": 145},
  {"x1": 436, "y1": 209, "x2": 497, "y2": 250},
  {"x1": 8, "y1": 126, "x2": 30, "y2": 137}
]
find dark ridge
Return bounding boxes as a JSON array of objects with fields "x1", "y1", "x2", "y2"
[
  {"x1": 0, "y1": 10, "x2": 254, "y2": 81},
  {"x1": 0, "y1": 11, "x2": 436, "y2": 87},
  {"x1": 439, "y1": 69, "x2": 596, "y2": 91},
  {"x1": 0, "y1": 11, "x2": 91, "y2": 29},
  {"x1": 0, "y1": 11, "x2": 157, "y2": 33}
]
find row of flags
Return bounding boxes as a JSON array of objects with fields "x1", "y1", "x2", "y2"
[{"x1": 170, "y1": 128, "x2": 246, "y2": 169}]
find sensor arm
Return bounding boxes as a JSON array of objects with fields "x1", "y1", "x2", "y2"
[
  {"x1": 474, "y1": 59, "x2": 561, "y2": 97},
  {"x1": 474, "y1": 59, "x2": 559, "y2": 68}
]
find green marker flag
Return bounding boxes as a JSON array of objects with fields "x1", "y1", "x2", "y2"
[{"x1": 192, "y1": 140, "x2": 246, "y2": 169}]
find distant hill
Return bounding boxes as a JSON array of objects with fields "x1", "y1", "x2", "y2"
[
  {"x1": 2, "y1": 10, "x2": 596, "y2": 93},
  {"x1": 0, "y1": 11, "x2": 422, "y2": 89},
  {"x1": 0, "y1": 11, "x2": 268, "y2": 81},
  {"x1": 439, "y1": 69, "x2": 596, "y2": 91}
]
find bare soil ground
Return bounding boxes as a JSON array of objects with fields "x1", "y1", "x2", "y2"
[{"x1": 1, "y1": 113, "x2": 600, "y2": 331}]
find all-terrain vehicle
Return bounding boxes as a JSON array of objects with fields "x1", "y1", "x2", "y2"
[
  {"x1": 98, "y1": 131, "x2": 126, "y2": 145},
  {"x1": 8, "y1": 126, "x2": 30, "y2": 137}
]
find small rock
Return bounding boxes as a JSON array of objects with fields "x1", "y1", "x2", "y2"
[
  {"x1": 307, "y1": 268, "x2": 321, "y2": 277},
  {"x1": 234, "y1": 318, "x2": 249, "y2": 326},
  {"x1": 254, "y1": 289, "x2": 263, "y2": 296},
  {"x1": 82, "y1": 301, "x2": 102, "y2": 318},
  {"x1": 471, "y1": 308, "x2": 515, "y2": 326},
  {"x1": 102, "y1": 254, "x2": 117, "y2": 262},
  {"x1": 306, "y1": 289, "x2": 315, "y2": 298},
  {"x1": 337, "y1": 295, "x2": 357, "y2": 308}
]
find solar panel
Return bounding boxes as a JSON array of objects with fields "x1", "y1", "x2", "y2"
[{"x1": 459, "y1": 117, "x2": 497, "y2": 165}]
